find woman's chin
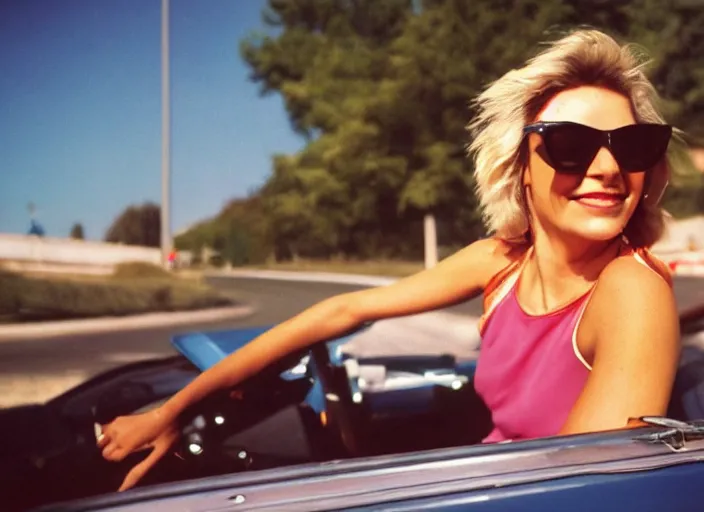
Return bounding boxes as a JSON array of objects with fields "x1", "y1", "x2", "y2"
[{"x1": 565, "y1": 218, "x2": 627, "y2": 243}]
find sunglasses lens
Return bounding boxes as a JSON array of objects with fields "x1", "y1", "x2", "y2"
[
  {"x1": 535, "y1": 123, "x2": 672, "y2": 174},
  {"x1": 543, "y1": 124, "x2": 599, "y2": 174},
  {"x1": 611, "y1": 124, "x2": 672, "y2": 172}
]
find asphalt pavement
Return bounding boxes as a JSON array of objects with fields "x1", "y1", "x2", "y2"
[
  {"x1": 0, "y1": 278, "x2": 357, "y2": 407},
  {"x1": 0, "y1": 276, "x2": 482, "y2": 408}
]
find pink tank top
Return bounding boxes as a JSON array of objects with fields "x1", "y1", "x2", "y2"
[{"x1": 473, "y1": 243, "x2": 672, "y2": 443}]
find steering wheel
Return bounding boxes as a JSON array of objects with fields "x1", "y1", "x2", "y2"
[
  {"x1": 160, "y1": 324, "x2": 371, "y2": 477},
  {"x1": 173, "y1": 347, "x2": 313, "y2": 471},
  {"x1": 309, "y1": 323, "x2": 370, "y2": 457}
]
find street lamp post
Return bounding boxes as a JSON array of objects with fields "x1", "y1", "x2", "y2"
[
  {"x1": 424, "y1": 213, "x2": 438, "y2": 269},
  {"x1": 161, "y1": 0, "x2": 172, "y2": 267}
]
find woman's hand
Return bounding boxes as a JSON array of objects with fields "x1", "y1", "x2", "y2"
[
  {"x1": 90, "y1": 239, "x2": 506, "y2": 490},
  {"x1": 97, "y1": 408, "x2": 179, "y2": 491}
]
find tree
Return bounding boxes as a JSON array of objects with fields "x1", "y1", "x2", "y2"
[
  {"x1": 620, "y1": 0, "x2": 704, "y2": 142},
  {"x1": 70, "y1": 223, "x2": 85, "y2": 240},
  {"x1": 229, "y1": 0, "x2": 704, "y2": 260},
  {"x1": 661, "y1": 173, "x2": 704, "y2": 218},
  {"x1": 105, "y1": 203, "x2": 161, "y2": 247},
  {"x1": 175, "y1": 195, "x2": 273, "y2": 265},
  {"x1": 241, "y1": 0, "x2": 571, "y2": 258}
]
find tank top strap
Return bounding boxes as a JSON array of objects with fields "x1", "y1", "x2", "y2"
[
  {"x1": 477, "y1": 241, "x2": 672, "y2": 336},
  {"x1": 619, "y1": 243, "x2": 673, "y2": 288},
  {"x1": 478, "y1": 246, "x2": 533, "y2": 335}
]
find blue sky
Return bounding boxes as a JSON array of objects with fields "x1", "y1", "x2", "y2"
[{"x1": 0, "y1": 0, "x2": 303, "y2": 240}]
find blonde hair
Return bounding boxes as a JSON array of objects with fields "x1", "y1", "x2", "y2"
[{"x1": 467, "y1": 29, "x2": 676, "y2": 248}]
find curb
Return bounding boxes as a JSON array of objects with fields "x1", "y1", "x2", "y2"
[
  {"x1": 0, "y1": 305, "x2": 255, "y2": 343},
  {"x1": 204, "y1": 269, "x2": 398, "y2": 287},
  {"x1": 0, "y1": 269, "x2": 471, "y2": 343}
]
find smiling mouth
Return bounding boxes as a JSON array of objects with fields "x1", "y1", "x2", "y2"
[{"x1": 571, "y1": 193, "x2": 627, "y2": 209}]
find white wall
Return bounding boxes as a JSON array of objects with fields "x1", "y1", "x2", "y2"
[
  {"x1": 653, "y1": 215, "x2": 704, "y2": 253},
  {"x1": 0, "y1": 233, "x2": 161, "y2": 268},
  {"x1": 0, "y1": 216, "x2": 702, "y2": 275}
]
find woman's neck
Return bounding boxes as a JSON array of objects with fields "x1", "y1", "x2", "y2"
[{"x1": 520, "y1": 229, "x2": 622, "y2": 313}]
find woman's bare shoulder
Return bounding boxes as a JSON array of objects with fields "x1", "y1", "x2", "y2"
[
  {"x1": 467, "y1": 237, "x2": 529, "y2": 287},
  {"x1": 587, "y1": 254, "x2": 677, "y2": 337},
  {"x1": 561, "y1": 254, "x2": 680, "y2": 436},
  {"x1": 598, "y1": 254, "x2": 674, "y2": 296}
]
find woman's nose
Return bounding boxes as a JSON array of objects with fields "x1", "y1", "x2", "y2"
[{"x1": 587, "y1": 146, "x2": 622, "y2": 179}]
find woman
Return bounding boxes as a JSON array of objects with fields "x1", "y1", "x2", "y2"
[{"x1": 98, "y1": 29, "x2": 681, "y2": 490}]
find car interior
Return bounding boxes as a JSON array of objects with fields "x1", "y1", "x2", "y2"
[
  {"x1": 169, "y1": 335, "x2": 493, "y2": 480},
  {"x1": 2, "y1": 309, "x2": 703, "y2": 512}
]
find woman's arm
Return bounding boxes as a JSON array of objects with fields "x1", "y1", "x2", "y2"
[
  {"x1": 559, "y1": 257, "x2": 681, "y2": 435},
  {"x1": 100, "y1": 238, "x2": 512, "y2": 469},
  {"x1": 158, "y1": 237, "x2": 510, "y2": 419}
]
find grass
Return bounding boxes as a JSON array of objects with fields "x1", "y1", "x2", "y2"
[
  {"x1": 244, "y1": 259, "x2": 425, "y2": 278},
  {"x1": 0, "y1": 262, "x2": 235, "y2": 323},
  {"x1": 112, "y1": 261, "x2": 174, "y2": 280}
]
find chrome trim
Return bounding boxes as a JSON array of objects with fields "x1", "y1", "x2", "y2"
[{"x1": 95, "y1": 433, "x2": 704, "y2": 512}]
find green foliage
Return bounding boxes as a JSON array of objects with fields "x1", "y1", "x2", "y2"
[
  {"x1": 622, "y1": 0, "x2": 704, "y2": 142},
  {"x1": 662, "y1": 176, "x2": 704, "y2": 219},
  {"x1": 180, "y1": 0, "x2": 704, "y2": 261},
  {"x1": 112, "y1": 262, "x2": 171, "y2": 280},
  {"x1": 0, "y1": 270, "x2": 233, "y2": 322},
  {"x1": 175, "y1": 196, "x2": 273, "y2": 266},
  {"x1": 70, "y1": 223, "x2": 85, "y2": 240},
  {"x1": 105, "y1": 203, "x2": 161, "y2": 248}
]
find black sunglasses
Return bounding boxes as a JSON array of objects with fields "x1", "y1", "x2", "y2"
[{"x1": 523, "y1": 121, "x2": 672, "y2": 175}]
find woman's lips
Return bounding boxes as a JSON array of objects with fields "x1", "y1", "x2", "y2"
[{"x1": 572, "y1": 192, "x2": 626, "y2": 210}]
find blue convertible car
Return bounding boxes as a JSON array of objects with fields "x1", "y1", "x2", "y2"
[{"x1": 3, "y1": 297, "x2": 704, "y2": 511}]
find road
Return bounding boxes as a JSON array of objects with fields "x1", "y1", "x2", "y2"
[
  {"x1": 0, "y1": 276, "x2": 482, "y2": 408},
  {"x1": 0, "y1": 278, "x2": 350, "y2": 407},
  {"x1": 0, "y1": 274, "x2": 701, "y2": 408}
]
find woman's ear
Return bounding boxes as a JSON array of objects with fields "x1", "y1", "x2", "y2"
[{"x1": 522, "y1": 164, "x2": 532, "y2": 187}]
